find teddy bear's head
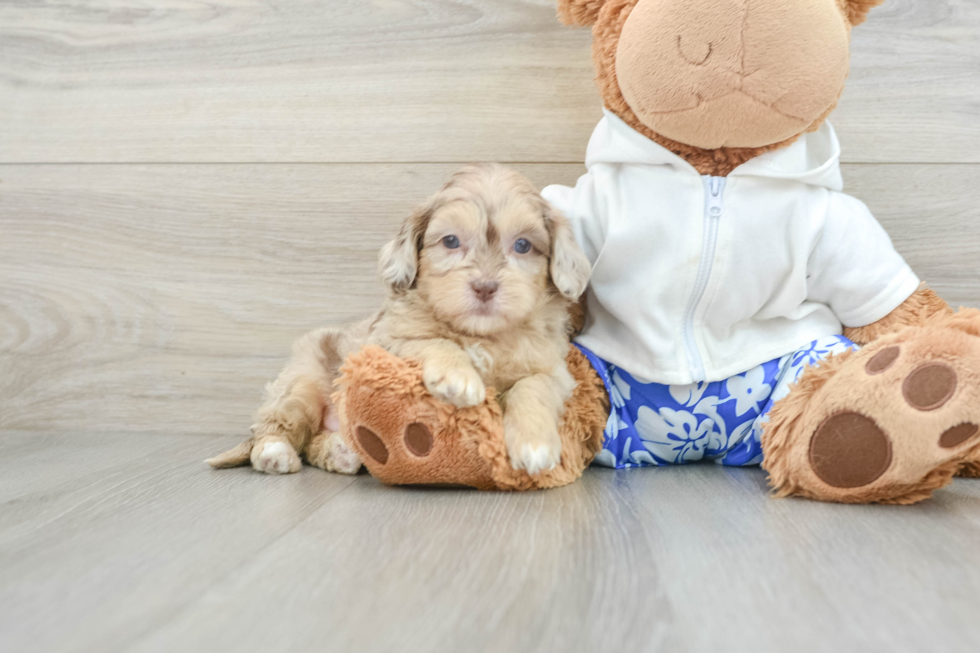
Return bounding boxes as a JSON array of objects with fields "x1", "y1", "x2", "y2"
[{"x1": 558, "y1": 0, "x2": 886, "y2": 174}]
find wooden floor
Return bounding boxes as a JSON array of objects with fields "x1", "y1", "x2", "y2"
[
  {"x1": 2, "y1": 1, "x2": 980, "y2": 651},
  {"x1": 4, "y1": 431, "x2": 980, "y2": 653}
]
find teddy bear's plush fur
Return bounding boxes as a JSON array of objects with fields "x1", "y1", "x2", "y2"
[
  {"x1": 559, "y1": 0, "x2": 902, "y2": 178},
  {"x1": 292, "y1": 0, "x2": 980, "y2": 501},
  {"x1": 335, "y1": 345, "x2": 608, "y2": 490},
  {"x1": 762, "y1": 310, "x2": 980, "y2": 504}
]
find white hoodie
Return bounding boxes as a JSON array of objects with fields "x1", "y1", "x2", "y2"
[{"x1": 543, "y1": 110, "x2": 919, "y2": 386}]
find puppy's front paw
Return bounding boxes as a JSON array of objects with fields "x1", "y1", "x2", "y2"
[
  {"x1": 513, "y1": 443, "x2": 561, "y2": 475},
  {"x1": 505, "y1": 422, "x2": 561, "y2": 475},
  {"x1": 423, "y1": 361, "x2": 486, "y2": 408},
  {"x1": 251, "y1": 440, "x2": 302, "y2": 475}
]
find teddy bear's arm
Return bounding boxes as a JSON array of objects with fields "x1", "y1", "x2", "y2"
[
  {"x1": 568, "y1": 296, "x2": 587, "y2": 336},
  {"x1": 843, "y1": 284, "x2": 952, "y2": 346}
]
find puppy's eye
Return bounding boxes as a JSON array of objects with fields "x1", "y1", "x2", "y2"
[
  {"x1": 514, "y1": 238, "x2": 532, "y2": 254},
  {"x1": 442, "y1": 235, "x2": 461, "y2": 250}
]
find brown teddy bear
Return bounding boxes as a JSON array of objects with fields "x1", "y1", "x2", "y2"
[{"x1": 251, "y1": 0, "x2": 980, "y2": 502}]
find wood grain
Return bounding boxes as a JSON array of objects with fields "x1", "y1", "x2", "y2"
[
  {"x1": 623, "y1": 466, "x2": 980, "y2": 652},
  {"x1": 0, "y1": 0, "x2": 977, "y2": 164},
  {"x1": 2, "y1": 163, "x2": 978, "y2": 437},
  {"x1": 1, "y1": 3, "x2": 978, "y2": 652},
  {"x1": 0, "y1": 431, "x2": 357, "y2": 653},
  {"x1": 4, "y1": 432, "x2": 977, "y2": 653}
]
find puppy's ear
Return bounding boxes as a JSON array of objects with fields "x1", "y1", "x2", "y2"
[
  {"x1": 546, "y1": 204, "x2": 591, "y2": 300},
  {"x1": 844, "y1": 0, "x2": 887, "y2": 26},
  {"x1": 379, "y1": 202, "x2": 433, "y2": 292},
  {"x1": 557, "y1": 0, "x2": 606, "y2": 27}
]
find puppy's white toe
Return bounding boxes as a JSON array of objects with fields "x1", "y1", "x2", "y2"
[
  {"x1": 425, "y1": 367, "x2": 486, "y2": 408},
  {"x1": 253, "y1": 441, "x2": 302, "y2": 475},
  {"x1": 324, "y1": 432, "x2": 362, "y2": 475},
  {"x1": 457, "y1": 376, "x2": 486, "y2": 407},
  {"x1": 516, "y1": 444, "x2": 560, "y2": 476}
]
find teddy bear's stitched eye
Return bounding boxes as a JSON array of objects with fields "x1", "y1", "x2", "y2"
[
  {"x1": 514, "y1": 238, "x2": 532, "y2": 254},
  {"x1": 442, "y1": 235, "x2": 460, "y2": 249}
]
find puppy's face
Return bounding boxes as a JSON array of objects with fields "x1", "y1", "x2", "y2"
[
  {"x1": 418, "y1": 182, "x2": 553, "y2": 336},
  {"x1": 379, "y1": 165, "x2": 591, "y2": 337}
]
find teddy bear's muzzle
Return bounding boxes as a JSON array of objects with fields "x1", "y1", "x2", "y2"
[{"x1": 614, "y1": 0, "x2": 853, "y2": 149}]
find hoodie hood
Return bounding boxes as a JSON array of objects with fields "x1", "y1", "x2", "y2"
[{"x1": 585, "y1": 110, "x2": 844, "y2": 192}]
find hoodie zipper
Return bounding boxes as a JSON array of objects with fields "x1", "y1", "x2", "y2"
[{"x1": 682, "y1": 176, "x2": 726, "y2": 383}]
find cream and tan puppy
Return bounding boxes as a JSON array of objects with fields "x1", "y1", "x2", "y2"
[{"x1": 209, "y1": 164, "x2": 591, "y2": 477}]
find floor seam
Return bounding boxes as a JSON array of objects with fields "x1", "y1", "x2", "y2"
[{"x1": 115, "y1": 474, "x2": 359, "y2": 653}]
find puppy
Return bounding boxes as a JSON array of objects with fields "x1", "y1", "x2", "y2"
[{"x1": 207, "y1": 164, "x2": 591, "y2": 477}]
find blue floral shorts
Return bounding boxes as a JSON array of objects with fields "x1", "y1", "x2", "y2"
[{"x1": 577, "y1": 335, "x2": 858, "y2": 468}]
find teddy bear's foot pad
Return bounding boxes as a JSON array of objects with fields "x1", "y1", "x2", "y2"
[
  {"x1": 355, "y1": 422, "x2": 434, "y2": 465},
  {"x1": 765, "y1": 316, "x2": 980, "y2": 504},
  {"x1": 808, "y1": 412, "x2": 893, "y2": 489},
  {"x1": 335, "y1": 348, "x2": 500, "y2": 490}
]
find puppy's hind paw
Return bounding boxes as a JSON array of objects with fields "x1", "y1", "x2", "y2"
[
  {"x1": 320, "y1": 432, "x2": 363, "y2": 475},
  {"x1": 251, "y1": 440, "x2": 302, "y2": 475}
]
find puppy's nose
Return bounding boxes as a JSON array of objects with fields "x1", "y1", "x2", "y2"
[{"x1": 471, "y1": 281, "x2": 499, "y2": 303}]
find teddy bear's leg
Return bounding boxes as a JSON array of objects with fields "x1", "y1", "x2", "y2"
[
  {"x1": 958, "y1": 462, "x2": 980, "y2": 478},
  {"x1": 336, "y1": 347, "x2": 501, "y2": 490},
  {"x1": 335, "y1": 346, "x2": 608, "y2": 491},
  {"x1": 763, "y1": 311, "x2": 980, "y2": 504}
]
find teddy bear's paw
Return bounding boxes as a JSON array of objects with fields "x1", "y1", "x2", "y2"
[
  {"x1": 251, "y1": 439, "x2": 302, "y2": 475},
  {"x1": 767, "y1": 325, "x2": 980, "y2": 504},
  {"x1": 957, "y1": 460, "x2": 980, "y2": 478},
  {"x1": 339, "y1": 369, "x2": 499, "y2": 490}
]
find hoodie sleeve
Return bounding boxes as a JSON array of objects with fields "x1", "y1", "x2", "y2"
[
  {"x1": 542, "y1": 171, "x2": 607, "y2": 266},
  {"x1": 807, "y1": 191, "x2": 921, "y2": 328}
]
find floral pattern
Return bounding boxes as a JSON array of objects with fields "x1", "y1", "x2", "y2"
[{"x1": 578, "y1": 335, "x2": 857, "y2": 468}]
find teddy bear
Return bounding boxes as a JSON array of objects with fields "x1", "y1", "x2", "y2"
[{"x1": 288, "y1": 0, "x2": 980, "y2": 503}]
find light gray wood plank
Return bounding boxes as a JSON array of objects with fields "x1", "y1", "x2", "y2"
[
  {"x1": 835, "y1": 0, "x2": 980, "y2": 163},
  {"x1": 124, "y1": 468, "x2": 678, "y2": 653},
  {"x1": 1, "y1": 163, "x2": 978, "y2": 437},
  {"x1": 625, "y1": 466, "x2": 980, "y2": 653},
  {"x1": 0, "y1": 431, "x2": 357, "y2": 653},
  {"x1": 847, "y1": 163, "x2": 980, "y2": 307},
  {"x1": 0, "y1": 0, "x2": 977, "y2": 164},
  {"x1": 2, "y1": 440, "x2": 980, "y2": 653},
  {"x1": 118, "y1": 465, "x2": 980, "y2": 653},
  {"x1": 0, "y1": 163, "x2": 581, "y2": 437}
]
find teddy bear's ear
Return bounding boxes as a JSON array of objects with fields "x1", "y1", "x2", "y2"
[
  {"x1": 557, "y1": 0, "x2": 607, "y2": 27},
  {"x1": 844, "y1": 0, "x2": 887, "y2": 26}
]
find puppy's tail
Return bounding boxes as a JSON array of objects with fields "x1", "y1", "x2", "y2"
[{"x1": 206, "y1": 438, "x2": 254, "y2": 469}]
